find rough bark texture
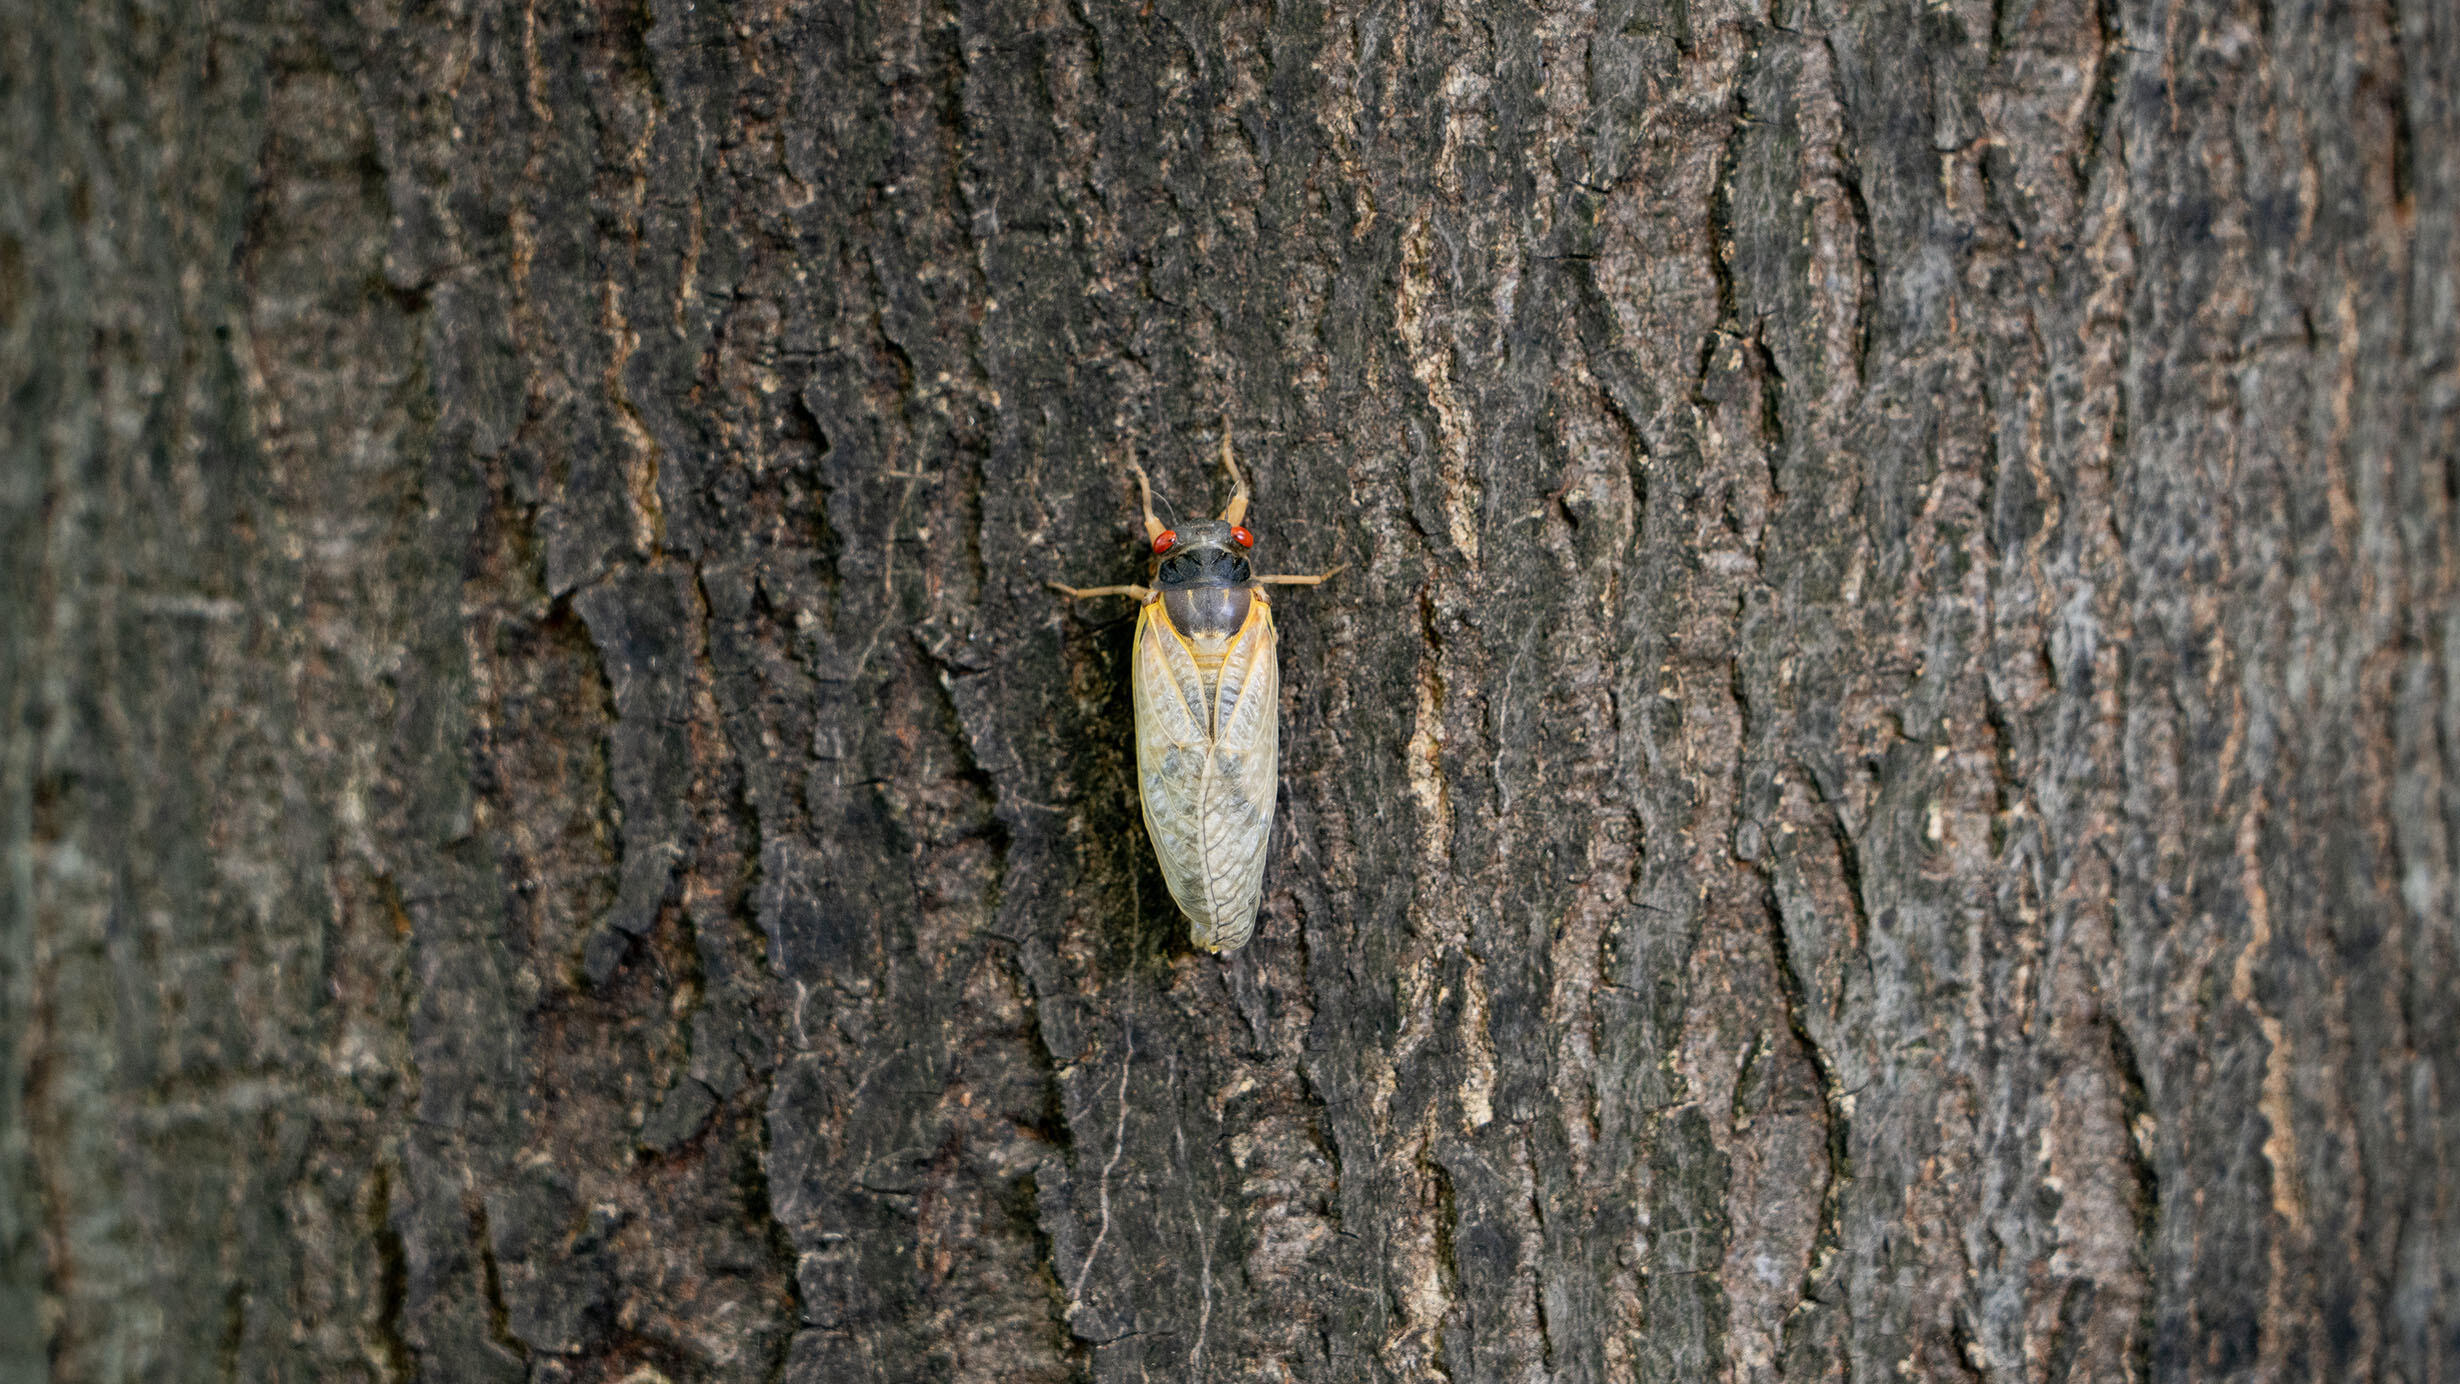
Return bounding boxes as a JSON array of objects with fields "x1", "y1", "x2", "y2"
[{"x1": 5, "y1": 0, "x2": 2457, "y2": 1380}]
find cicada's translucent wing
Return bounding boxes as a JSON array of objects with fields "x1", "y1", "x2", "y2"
[
  {"x1": 1197, "y1": 601, "x2": 1278, "y2": 950},
  {"x1": 1133, "y1": 601, "x2": 1213, "y2": 918},
  {"x1": 1131, "y1": 597, "x2": 1280, "y2": 952}
]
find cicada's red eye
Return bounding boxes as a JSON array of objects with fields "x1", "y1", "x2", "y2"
[
  {"x1": 1152, "y1": 530, "x2": 1177, "y2": 554},
  {"x1": 1230, "y1": 526, "x2": 1255, "y2": 548}
]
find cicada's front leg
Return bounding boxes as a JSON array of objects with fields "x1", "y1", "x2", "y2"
[
  {"x1": 1214, "y1": 417, "x2": 1250, "y2": 527},
  {"x1": 1049, "y1": 463, "x2": 1171, "y2": 604}
]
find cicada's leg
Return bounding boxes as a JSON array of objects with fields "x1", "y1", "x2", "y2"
[
  {"x1": 1125, "y1": 462, "x2": 1167, "y2": 545},
  {"x1": 1216, "y1": 416, "x2": 1250, "y2": 527},
  {"x1": 1253, "y1": 565, "x2": 1343, "y2": 587},
  {"x1": 1048, "y1": 582, "x2": 1155, "y2": 601}
]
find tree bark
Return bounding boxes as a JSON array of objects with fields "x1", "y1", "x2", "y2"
[{"x1": 5, "y1": 0, "x2": 2456, "y2": 1380}]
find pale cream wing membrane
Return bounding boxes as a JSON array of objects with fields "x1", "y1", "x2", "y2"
[
  {"x1": 1197, "y1": 603, "x2": 1279, "y2": 952},
  {"x1": 1131, "y1": 602, "x2": 1216, "y2": 927},
  {"x1": 1131, "y1": 598, "x2": 1281, "y2": 952}
]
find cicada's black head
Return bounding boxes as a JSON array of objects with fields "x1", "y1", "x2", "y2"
[
  {"x1": 1147, "y1": 518, "x2": 1255, "y2": 590},
  {"x1": 1147, "y1": 516, "x2": 1259, "y2": 641}
]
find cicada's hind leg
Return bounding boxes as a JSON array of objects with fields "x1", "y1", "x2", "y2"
[{"x1": 1216, "y1": 416, "x2": 1250, "y2": 527}]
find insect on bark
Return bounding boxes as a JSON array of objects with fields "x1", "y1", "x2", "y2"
[{"x1": 1051, "y1": 426, "x2": 1339, "y2": 954}]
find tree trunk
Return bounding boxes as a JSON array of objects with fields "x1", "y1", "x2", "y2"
[{"x1": 6, "y1": 0, "x2": 2455, "y2": 1380}]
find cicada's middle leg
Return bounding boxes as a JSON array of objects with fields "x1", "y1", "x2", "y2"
[
  {"x1": 1049, "y1": 582, "x2": 1153, "y2": 601},
  {"x1": 1254, "y1": 567, "x2": 1344, "y2": 587}
]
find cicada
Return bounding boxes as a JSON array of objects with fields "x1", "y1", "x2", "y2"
[{"x1": 1051, "y1": 428, "x2": 1337, "y2": 953}]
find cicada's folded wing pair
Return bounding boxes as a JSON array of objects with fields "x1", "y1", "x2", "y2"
[{"x1": 1131, "y1": 595, "x2": 1280, "y2": 953}]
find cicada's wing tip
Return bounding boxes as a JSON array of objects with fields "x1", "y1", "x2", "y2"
[
  {"x1": 1190, "y1": 924, "x2": 1238, "y2": 955},
  {"x1": 1192, "y1": 920, "x2": 1257, "y2": 955}
]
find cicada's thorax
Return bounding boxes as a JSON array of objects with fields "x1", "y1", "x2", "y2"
[{"x1": 1150, "y1": 519, "x2": 1257, "y2": 679}]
